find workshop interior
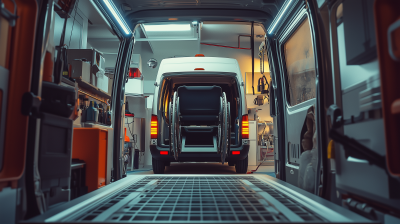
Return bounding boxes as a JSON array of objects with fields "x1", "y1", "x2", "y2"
[{"x1": 0, "y1": 0, "x2": 400, "y2": 223}]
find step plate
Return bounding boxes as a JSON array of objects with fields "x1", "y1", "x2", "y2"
[{"x1": 26, "y1": 175, "x2": 373, "y2": 223}]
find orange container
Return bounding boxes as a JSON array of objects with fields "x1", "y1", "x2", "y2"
[{"x1": 72, "y1": 128, "x2": 107, "y2": 192}]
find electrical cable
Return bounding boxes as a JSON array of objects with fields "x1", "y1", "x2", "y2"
[
  {"x1": 68, "y1": 0, "x2": 80, "y2": 47},
  {"x1": 125, "y1": 117, "x2": 134, "y2": 139}
]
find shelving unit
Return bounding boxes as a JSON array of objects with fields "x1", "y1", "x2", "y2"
[{"x1": 75, "y1": 77, "x2": 111, "y2": 99}]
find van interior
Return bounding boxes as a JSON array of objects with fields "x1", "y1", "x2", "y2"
[{"x1": 0, "y1": 0, "x2": 400, "y2": 223}]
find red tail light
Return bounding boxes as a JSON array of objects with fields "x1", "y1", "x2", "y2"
[
  {"x1": 128, "y1": 68, "x2": 141, "y2": 78},
  {"x1": 160, "y1": 151, "x2": 168, "y2": 155},
  {"x1": 194, "y1": 68, "x2": 205, "y2": 70},
  {"x1": 232, "y1": 151, "x2": 240, "y2": 155},
  {"x1": 151, "y1": 115, "x2": 158, "y2": 139},
  {"x1": 242, "y1": 115, "x2": 249, "y2": 139}
]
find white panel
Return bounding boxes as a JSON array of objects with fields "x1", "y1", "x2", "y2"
[
  {"x1": 126, "y1": 97, "x2": 146, "y2": 118},
  {"x1": 248, "y1": 121, "x2": 258, "y2": 166},
  {"x1": 143, "y1": 80, "x2": 155, "y2": 95},
  {"x1": 125, "y1": 78, "x2": 143, "y2": 95},
  {"x1": 146, "y1": 95, "x2": 153, "y2": 109},
  {"x1": 131, "y1": 54, "x2": 142, "y2": 72}
]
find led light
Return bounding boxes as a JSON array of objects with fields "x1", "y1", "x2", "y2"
[
  {"x1": 151, "y1": 115, "x2": 158, "y2": 139},
  {"x1": 232, "y1": 151, "x2": 240, "y2": 155},
  {"x1": 242, "y1": 115, "x2": 249, "y2": 139},
  {"x1": 160, "y1": 151, "x2": 168, "y2": 155},
  {"x1": 268, "y1": 0, "x2": 293, "y2": 34},
  {"x1": 103, "y1": 0, "x2": 131, "y2": 35},
  {"x1": 143, "y1": 24, "x2": 191, "y2": 32}
]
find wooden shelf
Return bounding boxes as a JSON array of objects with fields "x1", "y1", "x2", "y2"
[
  {"x1": 61, "y1": 77, "x2": 76, "y2": 87},
  {"x1": 75, "y1": 77, "x2": 111, "y2": 99},
  {"x1": 82, "y1": 122, "x2": 112, "y2": 129}
]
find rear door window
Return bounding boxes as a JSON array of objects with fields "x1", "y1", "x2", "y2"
[{"x1": 284, "y1": 17, "x2": 316, "y2": 106}]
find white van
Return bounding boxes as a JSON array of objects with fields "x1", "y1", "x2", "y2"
[{"x1": 150, "y1": 55, "x2": 249, "y2": 174}]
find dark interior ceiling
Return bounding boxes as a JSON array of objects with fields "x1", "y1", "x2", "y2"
[{"x1": 115, "y1": 0, "x2": 285, "y2": 27}]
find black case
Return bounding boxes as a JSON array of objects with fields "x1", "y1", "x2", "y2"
[{"x1": 40, "y1": 82, "x2": 76, "y2": 117}]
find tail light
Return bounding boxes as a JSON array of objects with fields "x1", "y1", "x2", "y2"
[
  {"x1": 151, "y1": 115, "x2": 158, "y2": 139},
  {"x1": 242, "y1": 115, "x2": 249, "y2": 139},
  {"x1": 128, "y1": 68, "x2": 141, "y2": 78},
  {"x1": 160, "y1": 151, "x2": 168, "y2": 155},
  {"x1": 232, "y1": 151, "x2": 240, "y2": 155}
]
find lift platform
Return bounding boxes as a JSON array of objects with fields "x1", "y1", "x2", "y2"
[{"x1": 24, "y1": 175, "x2": 373, "y2": 223}]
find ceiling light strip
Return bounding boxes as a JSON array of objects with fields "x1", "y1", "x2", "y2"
[
  {"x1": 103, "y1": 0, "x2": 132, "y2": 35},
  {"x1": 268, "y1": 0, "x2": 293, "y2": 34},
  {"x1": 143, "y1": 24, "x2": 191, "y2": 32}
]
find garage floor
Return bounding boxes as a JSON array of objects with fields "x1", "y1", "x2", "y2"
[{"x1": 127, "y1": 163, "x2": 275, "y2": 177}]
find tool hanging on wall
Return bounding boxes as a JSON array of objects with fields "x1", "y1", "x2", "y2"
[{"x1": 257, "y1": 75, "x2": 269, "y2": 95}]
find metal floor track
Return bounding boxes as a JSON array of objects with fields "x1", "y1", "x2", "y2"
[{"x1": 25, "y1": 175, "x2": 374, "y2": 224}]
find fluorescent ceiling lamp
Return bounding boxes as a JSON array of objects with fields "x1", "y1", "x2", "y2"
[
  {"x1": 143, "y1": 24, "x2": 191, "y2": 32},
  {"x1": 268, "y1": 0, "x2": 292, "y2": 34},
  {"x1": 103, "y1": 0, "x2": 131, "y2": 35}
]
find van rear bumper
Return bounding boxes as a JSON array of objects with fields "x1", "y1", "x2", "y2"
[{"x1": 150, "y1": 145, "x2": 249, "y2": 162}]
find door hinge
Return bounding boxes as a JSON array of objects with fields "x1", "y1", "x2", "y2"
[{"x1": 21, "y1": 92, "x2": 41, "y2": 117}]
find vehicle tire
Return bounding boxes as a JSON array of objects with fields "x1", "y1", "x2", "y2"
[
  {"x1": 152, "y1": 157, "x2": 165, "y2": 174},
  {"x1": 228, "y1": 161, "x2": 235, "y2": 166},
  {"x1": 235, "y1": 156, "x2": 248, "y2": 174}
]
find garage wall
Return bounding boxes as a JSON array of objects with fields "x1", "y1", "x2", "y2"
[
  {"x1": 53, "y1": 8, "x2": 88, "y2": 50},
  {"x1": 131, "y1": 37, "x2": 272, "y2": 121}
]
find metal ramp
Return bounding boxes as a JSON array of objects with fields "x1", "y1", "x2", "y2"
[{"x1": 25, "y1": 175, "x2": 373, "y2": 224}]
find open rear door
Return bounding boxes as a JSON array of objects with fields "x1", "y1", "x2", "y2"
[{"x1": 266, "y1": 0, "x2": 333, "y2": 196}]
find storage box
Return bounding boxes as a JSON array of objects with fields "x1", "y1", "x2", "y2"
[
  {"x1": 67, "y1": 49, "x2": 105, "y2": 85},
  {"x1": 39, "y1": 113, "x2": 73, "y2": 205},
  {"x1": 131, "y1": 54, "x2": 142, "y2": 73},
  {"x1": 96, "y1": 73, "x2": 109, "y2": 93},
  {"x1": 72, "y1": 128, "x2": 107, "y2": 192},
  {"x1": 70, "y1": 60, "x2": 91, "y2": 83}
]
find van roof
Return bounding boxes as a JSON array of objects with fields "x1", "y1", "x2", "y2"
[{"x1": 156, "y1": 57, "x2": 243, "y2": 82}]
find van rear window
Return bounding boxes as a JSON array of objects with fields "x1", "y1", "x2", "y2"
[{"x1": 284, "y1": 17, "x2": 316, "y2": 106}]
